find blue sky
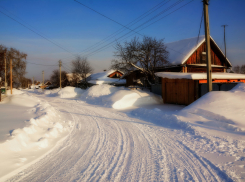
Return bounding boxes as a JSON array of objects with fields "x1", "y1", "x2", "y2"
[{"x1": 0, "y1": 0, "x2": 245, "y2": 81}]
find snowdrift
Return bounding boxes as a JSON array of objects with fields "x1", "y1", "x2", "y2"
[
  {"x1": 0, "y1": 92, "x2": 72, "y2": 180},
  {"x1": 6, "y1": 88, "x2": 24, "y2": 95},
  {"x1": 182, "y1": 83, "x2": 245, "y2": 133},
  {"x1": 81, "y1": 85, "x2": 162, "y2": 109},
  {"x1": 58, "y1": 86, "x2": 85, "y2": 98}
]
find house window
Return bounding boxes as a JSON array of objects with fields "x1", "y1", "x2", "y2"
[{"x1": 201, "y1": 52, "x2": 206, "y2": 63}]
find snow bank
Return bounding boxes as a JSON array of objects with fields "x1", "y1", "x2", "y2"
[
  {"x1": 4, "y1": 94, "x2": 39, "y2": 107},
  {"x1": 43, "y1": 88, "x2": 60, "y2": 96},
  {"x1": 58, "y1": 86, "x2": 85, "y2": 98},
  {"x1": 82, "y1": 84, "x2": 118, "y2": 98},
  {"x1": 111, "y1": 90, "x2": 162, "y2": 109},
  {"x1": 81, "y1": 85, "x2": 162, "y2": 109},
  {"x1": 0, "y1": 92, "x2": 72, "y2": 179},
  {"x1": 182, "y1": 83, "x2": 245, "y2": 133},
  {"x1": 6, "y1": 88, "x2": 24, "y2": 95}
]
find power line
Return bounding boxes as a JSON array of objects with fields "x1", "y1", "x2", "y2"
[
  {"x1": 0, "y1": 9, "x2": 77, "y2": 58},
  {"x1": 0, "y1": 6, "x2": 75, "y2": 57},
  {"x1": 80, "y1": 0, "x2": 183, "y2": 58},
  {"x1": 74, "y1": 0, "x2": 143, "y2": 36},
  {"x1": 196, "y1": 8, "x2": 204, "y2": 47},
  {"x1": 62, "y1": 0, "x2": 171, "y2": 63},
  {"x1": 73, "y1": 0, "x2": 170, "y2": 55},
  {"x1": 82, "y1": 0, "x2": 191, "y2": 58},
  {"x1": 26, "y1": 61, "x2": 57, "y2": 66},
  {"x1": 71, "y1": 0, "x2": 184, "y2": 59}
]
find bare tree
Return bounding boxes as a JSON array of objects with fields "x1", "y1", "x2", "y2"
[
  {"x1": 71, "y1": 57, "x2": 93, "y2": 86},
  {"x1": 111, "y1": 36, "x2": 169, "y2": 85},
  {"x1": 50, "y1": 69, "x2": 68, "y2": 88},
  {"x1": 232, "y1": 65, "x2": 245, "y2": 74},
  {"x1": 240, "y1": 65, "x2": 245, "y2": 74},
  {"x1": 233, "y1": 65, "x2": 240, "y2": 73},
  {"x1": 0, "y1": 45, "x2": 27, "y2": 88}
]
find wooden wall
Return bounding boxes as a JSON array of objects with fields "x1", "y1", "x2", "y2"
[
  {"x1": 187, "y1": 67, "x2": 224, "y2": 73},
  {"x1": 185, "y1": 41, "x2": 228, "y2": 67},
  {"x1": 162, "y1": 78, "x2": 199, "y2": 105}
]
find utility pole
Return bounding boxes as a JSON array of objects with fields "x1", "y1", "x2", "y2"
[
  {"x1": 33, "y1": 77, "x2": 34, "y2": 90},
  {"x1": 10, "y1": 58, "x2": 12, "y2": 94},
  {"x1": 203, "y1": 0, "x2": 212, "y2": 92},
  {"x1": 42, "y1": 71, "x2": 44, "y2": 91},
  {"x1": 4, "y1": 50, "x2": 7, "y2": 95},
  {"x1": 221, "y1": 25, "x2": 228, "y2": 60},
  {"x1": 59, "y1": 60, "x2": 62, "y2": 89}
]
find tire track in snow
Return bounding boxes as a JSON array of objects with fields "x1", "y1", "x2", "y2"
[{"x1": 5, "y1": 96, "x2": 233, "y2": 182}]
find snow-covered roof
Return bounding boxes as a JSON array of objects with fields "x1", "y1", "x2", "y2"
[
  {"x1": 88, "y1": 70, "x2": 126, "y2": 85},
  {"x1": 165, "y1": 35, "x2": 232, "y2": 66},
  {"x1": 155, "y1": 72, "x2": 245, "y2": 80}
]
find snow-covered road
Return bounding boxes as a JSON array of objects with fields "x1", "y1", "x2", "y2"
[{"x1": 6, "y1": 95, "x2": 232, "y2": 182}]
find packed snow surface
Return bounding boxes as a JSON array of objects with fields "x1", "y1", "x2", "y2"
[
  {"x1": 155, "y1": 72, "x2": 245, "y2": 80},
  {"x1": 1, "y1": 84, "x2": 245, "y2": 181}
]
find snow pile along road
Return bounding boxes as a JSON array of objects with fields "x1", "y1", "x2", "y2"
[
  {"x1": 81, "y1": 84, "x2": 162, "y2": 109},
  {"x1": 0, "y1": 90, "x2": 72, "y2": 180},
  {"x1": 58, "y1": 86, "x2": 85, "y2": 98},
  {"x1": 182, "y1": 83, "x2": 245, "y2": 133}
]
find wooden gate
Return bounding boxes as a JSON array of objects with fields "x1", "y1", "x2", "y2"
[{"x1": 162, "y1": 78, "x2": 199, "y2": 105}]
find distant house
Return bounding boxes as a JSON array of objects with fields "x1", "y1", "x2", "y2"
[
  {"x1": 87, "y1": 70, "x2": 125, "y2": 86},
  {"x1": 40, "y1": 81, "x2": 52, "y2": 89},
  {"x1": 121, "y1": 70, "x2": 145, "y2": 88}
]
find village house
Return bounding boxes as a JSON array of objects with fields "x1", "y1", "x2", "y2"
[
  {"x1": 87, "y1": 70, "x2": 125, "y2": 86},
  {"x1": 152, "y1": 35, "x2": 245, "y2": 105},
  {"x1": 39, "y1": 81, "x2": 52, "y2": 89},
  {"x1": 124, "y1": 35, "x2": 232, "y2": 88}
]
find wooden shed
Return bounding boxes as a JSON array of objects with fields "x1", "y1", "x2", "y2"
[{"x1": 155, "y1": 72, "x2": 245, "y2": 105}]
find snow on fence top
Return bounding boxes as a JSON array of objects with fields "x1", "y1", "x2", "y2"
[{"x1": 155, "y1": 72, "x2": 245, "y2": 80}]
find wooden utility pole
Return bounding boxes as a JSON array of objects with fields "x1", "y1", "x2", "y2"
[
  {"x1": 59, "y1": 60, "x2": 62, "y2": 89},
  {"x1": 4, "y1": 50, "x2": 7, "y2": 94},
  {"x1": 221, "y1": 25, "x2": 228, "y2": 60},
  {"x1": 42, "y1": 71, "x2": 44, "y2": 91},
  {"x1": 33, "y1": 77, "x2": 34, "y2": 90},
  {"x1": 203, "y1": 0, "x2": 212, "y2": 92},
  {"x1": 10, "y1": 59, "x2": 12, "y2": 94}
]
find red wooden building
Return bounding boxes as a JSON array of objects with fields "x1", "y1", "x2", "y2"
[
  {"x1": 123, "y1": 35, "x2": 232, "y2": 88},
  {"x1": 155, "y1": 72, "x2": 245, "y2": 105},
  {"x1": 161, "y1": 35, "x2": 232, "y2": 73}
]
